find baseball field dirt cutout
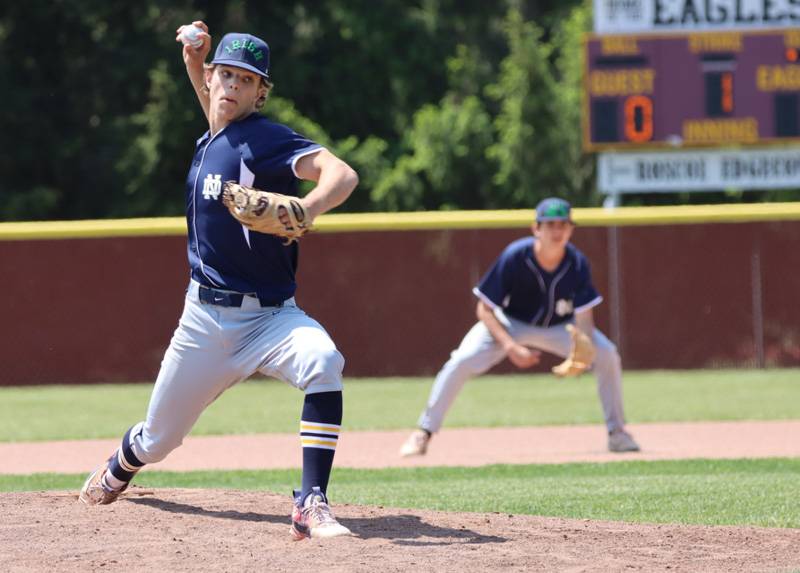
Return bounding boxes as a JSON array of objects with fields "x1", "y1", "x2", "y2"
[{"x1": 2, "y1": 421, "x2": 799, "y2": 572}]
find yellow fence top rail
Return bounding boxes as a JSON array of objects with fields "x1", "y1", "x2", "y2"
[{"x1": 2, "y1": 202, "x2": 800, "y2": 240}]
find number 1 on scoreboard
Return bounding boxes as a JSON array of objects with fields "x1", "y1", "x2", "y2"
[{"x1": 705, "y1": 71, "x2": 735, "y2": 117}]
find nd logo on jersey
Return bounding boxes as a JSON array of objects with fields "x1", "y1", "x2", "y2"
[
  {"x1": 202, "y1": 174, "x2": 222, "y2": 200},
  {"x1": 555, "y1": 299, "x2": 574, "y2": 316}
]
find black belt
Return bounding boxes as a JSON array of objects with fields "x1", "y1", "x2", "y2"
[{"x1": 198, "y1": 285, "x2": 285, "y2": 308}]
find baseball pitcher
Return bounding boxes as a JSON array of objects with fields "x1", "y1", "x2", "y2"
[{"x1": 79, "y1": 23, "x2": 358, "y2": 541}]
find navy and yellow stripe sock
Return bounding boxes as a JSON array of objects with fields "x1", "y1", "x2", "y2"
[
  {"x1": 106, "y1": 423, "x2": 146, "y2": 488},
  {"x1": 300, "y1": 390, "x2": 342, "y2": 501}
]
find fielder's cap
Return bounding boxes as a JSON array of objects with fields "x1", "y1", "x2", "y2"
[
  {"x1": 211, "y1": 33, "x2": 270, "y2": 79},
  {"x1": 535, "y1": 197, "x2": 572, "y2": 222}
]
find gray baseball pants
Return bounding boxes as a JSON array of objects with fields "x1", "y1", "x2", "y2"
[
  {"x1": 128, "y1": 280, "x2": 344, "y2": 465},
  {"x1": 417, "y1": 311, "x2": 626, "y2": 434}
]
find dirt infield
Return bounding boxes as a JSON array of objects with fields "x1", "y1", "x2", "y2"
[
  {"x1": 2, "y1": 489, "x2": 799, "y2": 572},
  {"x1": 2, "y1": 422, "x2": 800, "y2": 572},
  {"x1": 3, "y1": 420, "x2": 800, "y2": 474}
]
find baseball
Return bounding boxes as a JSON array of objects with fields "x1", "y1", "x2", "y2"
[{"x1": 180, "y1": 25, "x2": 204, "y2": 48}]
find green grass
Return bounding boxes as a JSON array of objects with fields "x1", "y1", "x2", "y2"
[
  {"x1": 5, "y1": 371, "x2": 797, "y2": 530},
  {"x1": 6, "y1": 458, "x2": 799, "y2": 528},
  {"x1": 1, "y1": 369, "x2": 798, "y2": 442}
]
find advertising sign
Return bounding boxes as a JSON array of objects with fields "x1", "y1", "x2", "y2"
[{"x1": 597, "y1": 146, "x2": 800, "y2": 192}]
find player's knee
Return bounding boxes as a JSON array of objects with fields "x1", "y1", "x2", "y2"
[
  {"x1": 594, "y1": 340, "x2": 621, "y2": 369},
  {"x1": 442, "y1": 354, "x2": 486, "y2": 379},
  {"x1": 452, "y1": 345, "x2": 494, "y2": 371},
  {"x1": 131, "y1": 427, "x2": 184, "y2": 464},
  {"x1": 313, "y1": 346, "x2": 344, "y2": 376},
  {"x1": 459, "y1": 358, "x2": 486, "y2": 376},
  {"x1": 301, "y1": 347, "x2": 345, "y2": 392},
  {"x1": 136, "y1": 441, "x2": 180, "y2": 464}
]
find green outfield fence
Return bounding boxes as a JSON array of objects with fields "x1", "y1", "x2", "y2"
[{"x1": 3, "y1": 202, "x2": 800, "y2": 240}]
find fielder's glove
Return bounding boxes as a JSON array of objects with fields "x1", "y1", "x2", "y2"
[
  {"x1": 552, "y1": 324, "x2": 596, "y2": 377},
  {"x1": 221, "y1": 182, "x2": 311, "y2": 244}
]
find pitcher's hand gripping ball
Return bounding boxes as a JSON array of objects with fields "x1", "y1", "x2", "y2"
[
  {"x1": 552, "y1": 324, "x2": 596, "y2": 377},
  {"x1": 222, "y1": 182, "x2": 311, "y2": 243},
  {"x1": 179, "y1": 24, "x2": 204, "y2": 48}
]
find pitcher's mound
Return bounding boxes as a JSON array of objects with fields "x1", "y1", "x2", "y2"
[{"x1": 2, "y1": 488, "x2": 799, "y2": 572}]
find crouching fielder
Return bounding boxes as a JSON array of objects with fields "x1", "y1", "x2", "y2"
[{"x1": 400, "y1": 198, "x2": 639, "y2": 457}]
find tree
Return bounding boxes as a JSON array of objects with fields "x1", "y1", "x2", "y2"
[
  {"x1": 0, "y1": 0, "x2": 593, "y2": 221},
  {"x1": 486, "y1": 9, "x2": 588, "y2": 208}
]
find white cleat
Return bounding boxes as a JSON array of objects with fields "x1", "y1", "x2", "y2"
[
  {"x1": 79, "y1": 457, "x2": 127, "y2": 505},
  {"x1": 290, "y1": 487, "x2": 352, "y2": 540},
  {"x1": 399, "y1": 429, "x2": 431, "y2": 457}
]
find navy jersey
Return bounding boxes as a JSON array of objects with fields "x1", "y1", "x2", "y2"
[
  {"x1": 473, "y1": 237, "x2": 602, "y2": 326},
  {"x1": 185, "y1": 113, "x2": 322, "y2": 300}
]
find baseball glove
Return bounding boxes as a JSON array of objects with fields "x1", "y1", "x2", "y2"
[
  {"x1": 552, "y1": 324, "x2": 596, "y2": 377},
  {"x1": 221, "y1": 182, "x2": 311, "y2": 244}
]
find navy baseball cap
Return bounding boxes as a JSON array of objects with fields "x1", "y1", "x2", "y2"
[
  {"x1": 535, "y1": 197, "x2": 572, "y2": 222},
  {"x1": 211, "y1": 33, "x2": 270, "y2": 79}
]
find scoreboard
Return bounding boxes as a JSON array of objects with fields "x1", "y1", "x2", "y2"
[{"x1": 583, "y1": 28, "x2": 800, "y2": 151}]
